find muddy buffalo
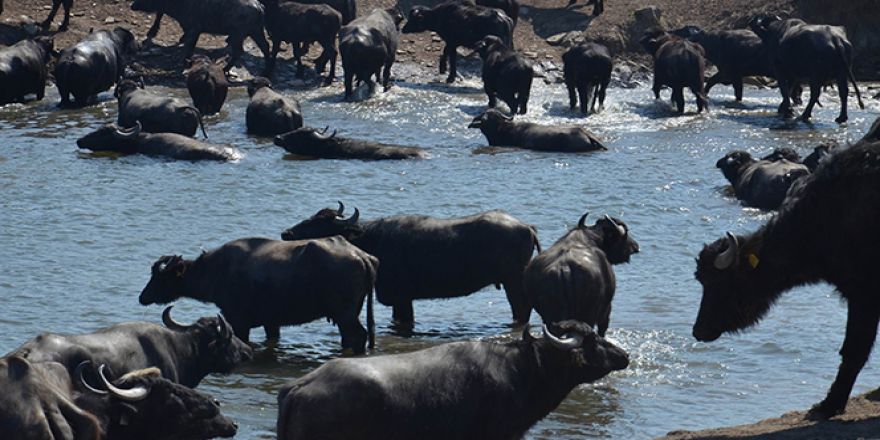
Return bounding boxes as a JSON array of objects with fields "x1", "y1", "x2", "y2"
[
  {"x1": 115, "y1": 79, "x2": 207, "y2": 138},
  {"x1": 339, "y1": 8, "x2": 404, "y2": 99},
  {"x1": 77, "y1": 122, "x2": 239, "y2": 161},
  {"x1": 473, "y1": 35, "x2": 532, "y2": 114},
  {"x1": 469, "y1": 109, "x2": 606, "y2": 152},
  {"x1": 54, "y1": 27, "x2": 138, "y2": 107},
  {"x1": 275, "y1": 126, "x2": 428, "y2": 160},
  {"x1": 0, "y1": 36, "x2": 55, "y2": 105}
]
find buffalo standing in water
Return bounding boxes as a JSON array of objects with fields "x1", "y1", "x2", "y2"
[
  {"x1": 469, "y1": 109, "x2": 606, "y2": 152},
  {"x1": 77, "y1": 122, "x2": 238, "y2": 161},
  {"x1": 525, "y1": 213, "x2": 639, "y2": 335},
  {"x1": 694, "y1": 118, "x2": 880, "y2": 418},
  {"x1": 281, "y1": 204, "x2": 540, "y2": 326},
  {"x1": 640, "y1": 28, "x2": 708, "y2": 114},
  {"x1": 261, "y1": 0, "x2": 341, "y2": 83},
  {"x1": 562, "y1": 42, "x2": 612, "y2": 115},
  {"x1": 0, "y1": 36, "x2": 55, "y2": 105},
  {"x1": 275, "y1": 126, "x2": 427, "y2": 160},
  {"x1": 473, "y1": 35, "x2": 533, "y2": 115},
  {"x1": 54, "y1": 27, "x2": 139, "y2": 107},
  {"x1": 277, "y1": 321, "x2": 627, "y2": 440},
  {"x1": 339, "y1": 8, "x2": 404, "y2": 99},
  {"x1": 184, "y1": 55, "x2": 229, "y2": 115}
]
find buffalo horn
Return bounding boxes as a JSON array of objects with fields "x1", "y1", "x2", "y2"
[
  {"x1": 114, "y1": 121, "x2": 142, "y2": 139},
  {"x1": 604, "y1": 214, "x2": 626, "y2": 236},
  {"x1": 713, "y1": 232, "x2": 739, "y2": 270},
  {"x1": 336, "y1": 201, "x2": 345, "y2": 216},
  {"x1": 329, "y1": 130, "x2": 337, "y2": 139},
  {"x1": 578, "y1": 212, "x2": 589, "y2": 228},
  {"x1": 76, "y1": 361, "x2": 107, "y2": 395},
  {"x1": 217, "y1": 314, "x2": 231, "y2": 339},
  {"x1": 162, "y1": 305, "x2": 195, "y2": 331},
  {"x1": 320, "y1": 125, "x2": 330, "y2": 134},
  {"x1": 99, "y1": 364, "x2": 148, "y2": 402},
  {"x1": 542, "y1": 324, "x2": 583, "y2": 350},
  {"x1": 501, "y1": 112, "x2": 513, "y2": 121}
]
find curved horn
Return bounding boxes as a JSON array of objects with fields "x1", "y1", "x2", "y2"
[
  {"x1": 578, "y1": 212, "x2": 589, "y2": 228},
  {"x1": 713, "y1": 232, "x2": 739, "y2": 270},
  {"x1": 336, "y1": 201, "x2": 345, "y2": 216},
  {"x1": 329, "y1": 130, "x2": 337, "y2": 139},
  {"x1": 99, "y1": 365, "x2": 148, "y2": 402},
  {"x1": 500, "y1": 112, "x2": 513, "y2": 121},
  {"x1": 604, "y1": 214, "x2": 626, "y2": 236},
  {"x1": 320, "y1": 125, "x2": 330, "y2": 134},
  {"x1": 114, "y1": 121, "x2": 141, "y2": 139},
  {"x1": 162, "y1": 306, "x2": 195, "y2": 331},
  {"x1": 340, "y1": 207, "x2": 360, "y2": 225},
  {"x1": 217, "y1": 314, "x2": 231, "y2": 339},
  {"x1": 542, "y1": 324, "x2": 583, "y2": 350},
  {"x1": 76, "y1": 361, "x2": 107, "y2": 395}
]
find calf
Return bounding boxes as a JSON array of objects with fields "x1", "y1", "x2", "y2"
[
  {"x1": 716, "y1": 150, "x2": 809, "y2": 210},
  {"x1": 54, "y1": 28, "x2": 139, "y2": 107},
  {"x1": 277, "y1": 321, "x2": 628, "y2": 439},
  {"x1": 402, "y1": 0, "x2": 514, "y2": 83},
  {"x1": 469, "y1": 109, "x2": 606, "y2": 152},
  {"x1": 246, "y1": 77, "x2": 304, "y2": 136},
  {"x1": 184, "y1": 55, "x2": 229, "y2": 116},
  {"x1": 525, "y1": 213, "x2": 639, "y2": 336},
  {"x1": 473, "y1": 35, "x2": 532, "y2": 114},
  {"x1": 77, "y1": 122, "x2": 239, "y2": 161},
  {"x1": 115, "y1": 79, "x2": 207, "y2": 138},
  {"x1": 339, "y1": 8, "x2": 404, "y2": 99},
  {"x1": 562, "y1": 42, "x2": 612, "y2": 115},
  {"x1": 0, "y1": 36, "x2": 55, "y2": 105},
  {"x1": 262, "y1": 0, "x2": 341, "y2": 84},
  {"x1": 640, "y1": 28, "x2": 708, "y2": 114},
  {"x1": 139, "y1": 237, "x2": 378, "y2": 354},
  {"x1": 275, "y1": 126, "x2": 428, "y2": 160}
]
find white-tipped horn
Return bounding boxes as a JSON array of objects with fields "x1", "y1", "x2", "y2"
[
  {"x1": 76, "y1": 361, "x2": 107, "y2": 395},
  {"x1": 713, "y1": 232, "x2": 739, "y2": 270},
  {"x1": 99, "y1": 365, "x2": 148, "y2": 402},
  {"x1": 604, "y1": 214, "x2": 626, "y2": 236},
  {"x1": 542, "y1": 324, "x2": 583, "y2": 350}
]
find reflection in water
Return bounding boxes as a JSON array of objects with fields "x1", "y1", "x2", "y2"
[{"x1": 0, "y1": 76, "x2": 878, "y2": 439}]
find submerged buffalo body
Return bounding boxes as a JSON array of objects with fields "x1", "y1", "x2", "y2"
[
  {"x1": 54, "y1": 28, "x2": 138, "y2": 107},
  {"x1": 139, "y1": 237, "x2": 378, "y2": 354},
  {"x1": 277, "y1": 321, "x2": 628, "y2": 440},
  {"x1": 115, "y1": 80, "x2": 207, "y2": 138},
  {"x1": 469, "y1": 109, "x2": 606, "y2": 152},
  {"x1": 77, "y1": 123, "x2": 238, "y2": 161},
  {"x1": 716, "y1": 150, "x2": 809, "y2": 210},
  {"x1": 0, "y1": 37, "x2": 55, "y2": 105},
  {"x1": 282, "y1": 206, "x2": 539, "y2": 325},
  {"x1": 275, "y1": 126, "x2": 428, "y2": 160}
]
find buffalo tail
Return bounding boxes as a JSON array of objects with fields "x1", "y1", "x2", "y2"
[
  {"x1": 188, "y1": 106, "x2": 208, "y2": 138},
  {"x1": 530, "y1": 225, "x2": 542, "y2": 253},
  {"x1": 840, "y1": 43, "x2": 865, "y2": 110}
]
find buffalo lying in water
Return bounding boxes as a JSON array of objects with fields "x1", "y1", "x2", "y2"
[
  {"x1": 77, "y1": 123, "x2": 239, "y2": 161},
  {"x1": 469, "y1": 109, "x2": 606, "y2": 152},
  {"x1": 274, "y1": 127, "x2": 427, "y2": 160},
  {"x1": 115, "y1": 79, "x2": 207, "y2": 138},
  {"x1": 716, "y1": 150, "x2": 809, "y2": 210}
]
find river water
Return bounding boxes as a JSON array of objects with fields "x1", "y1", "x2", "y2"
[{"x1": 1, "y1": 72, "x2": 878, "y2": 439}]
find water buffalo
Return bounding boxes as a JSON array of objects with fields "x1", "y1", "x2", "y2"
[
  {"x1": 469, "y1": 109, "x2": 607, "y2": 152},
  {"x1": 281, "y1": 205, "x2": 539, "y2": 325},
  {"x1": 115, "y1": 79, "x2": 207, "y2": 138},
  {"x1": 54, "y1": 27, "x2": 138, "y2": 107},
  {"x1": 184, "y1": 55, "x2": 229, "y2": 116},
  {"x1": 6, "y1": 306, "x2": 252, "y2": 388},
  {"x1": 0, "y1": 36, "x2": 55, "y2": 105},
  {"x1": 74, "y1": 364, "x2": 237, "y2": 439},
  {"x1": 694, "y1": 117, "x2": 880, "y2": 419},
  {"x1": 275, "y1": 126, "x2": 428, "y2": 160},
  {"x1": 246, "y1": 77, "x2": 303, "y2": 136},
  {"x1": 277, "y1": 321, "x2": 628, "y2": 439},
  {"x1": 339, "y1": 8, "x2": 404, "y2": 99},
  {"x1": 473, "y1": 35, "x2": 532, "y2": 115},
  {"x1": 130, "y1": 0, "x2": 271, "y2": 72},
  {"x1": 562, "y1": 42, "x2": 611, "y2": 115},
  {"x1": 40, "y1": 0, "x2": 74, "y2": 31},
  {"x1": 139, "y1": 237, "x2": 378, "y2": 354},
  {"x1": 803, "y1": 143, "x2": 835, "y2": 172},
  {"x1": 750, "y1": 15, "x2": 864, "y2": 123},
  {"x1": 716, "y1": 150, "x2": 809, "y2": 210},
  {"x1": 77, "y1": 122, "x2": 239, "y2": 161},
  {"x1": 525, "y1": 213, "x2": 639, "y2": 336},
  {"x1": 640, "y1": 28, "x2": 708, "y2": 114},
  {"x1": 261, "y1": 0, "x2": 341, "y2": 84},
  {"x1": 476, "y1": 0, "x2": 518, "y2": 24},
  {"x1": 402, "y1": 0, "x2": 514, "y2": 83}
]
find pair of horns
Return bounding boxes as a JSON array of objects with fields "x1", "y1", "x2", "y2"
[
  {"x1": 315, "y1": 126, "x2": 337, "y2": 140},
  {"x1": 543, "y1": 324, "x2": 584, "y2": 350},
  {"x1": 77, "y1": 362, "x2": 148, "y2": 402},
  {"x1": 577, "y1": 212, "x2": 626, "y2": 236}
]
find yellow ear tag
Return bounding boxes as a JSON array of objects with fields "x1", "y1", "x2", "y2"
[{"x1": 747, "y1": 254, "x2": 760, "y2": 269}]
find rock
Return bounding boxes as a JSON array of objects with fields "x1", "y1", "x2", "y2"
[
  {"x1": 523, "y1": 51, "x2": 537, "y2": 59},
  {"x1": 546, "y1": 33, "x2": 567, "y2": 46},
  {"x1": 540, "y1": 61, "x2": 559, "y2": 72},
  {"x1": 547, "y1": 31, "x2": 586, "y2": 48},
  {"x1": 432, "y1": 36, "x2": 442, "y2": 42},
  {"x1": 104, "y1": 16, "x2": 117, "y2": 24},
  {"x1": 625, "y1": 6, "x2": 669, "y2": 51}
]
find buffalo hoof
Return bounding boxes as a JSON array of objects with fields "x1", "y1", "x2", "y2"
[
  {"x1": 835, "y1": 115, "x2": 848, "y2": 124},
  {"x1": 806, "y1": 401, "x2": 844, "y2": 420},
  {"x1": 445, "y1": 76, "x2": 455, "y2": 84},
  {"x1": 321, "y1": 79, "x2": 333, "y2": 87}
]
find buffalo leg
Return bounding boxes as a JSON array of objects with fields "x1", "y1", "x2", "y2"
[
  {"x1": 692, "y1": 84, "x2": 708, "y2": 113},
  {"x1": 264, "y1": 325, "x2": 281, "y2": 342},
  {"x1": 503, "y1": 279, "x2": 531, "y2": 325},
  {"x1": 438, "y1": 50, "x2": 447, "y2": 74},
  {"x1": 799, "y1": 78, "x2": 822, "y2": 122},
  {"x1": 518, "y1": 84, "x2": 530, "y2": 114},
  {"x1": 652, "y1": 77, "x2": 662, "y2": 100},
  {"x1": 809, "y1": 300, "x2": 880, "y2": 419},
  {"x1": 226, "y1": 35, "x2": 246, "y2": 73},
  {"x1": 672, "y1": 87, "x2": 685, "y2": 113},
  {"x1": 250, "y1": 30, "x2": 273, "y2": 74},
  {"x1": 598, "y1": 305, "x2": 611, "y2": 337},
  {"x1": 484, "y1": 82, "x2": 497, "y2": 108},
  {"x1": 444, "y1": 46, "x2": 457, "y2": 83},
  {"x1": 777, "y1": 78, "x2": 795, "y2": 118},
  {"x1": 58, "y1": 0, "x2": 72, "y2": 31},
  {"x1": 41, "y1": 0, "x2": 62, "y2": 29},
  {"x1": 230, "y1": 322, "x2": 251, "y2": 344},
  {"x1": 391, "y1": 301, "x2": 414, "y2": 327},
  {"x1": 834, "y1": 71, "x2": 850, "y2": 124},
  {"x1": 732, "y1": 77, "x2": 744, "y2": 102},
  {"x1": 382, "y1": 61, "x2": 393, "y2": 91},
  {"x1": 182, "y1": 32, "x2": 200, "y2": 60},
  {"x1": 324, "y1": 43, "x2": 337, "y2": 86},
  {"x1": 264, "y1": 39, "x2": 281, "y2": 77},
  {"x1": 598, "y1": 79, "x2": 608, "y2": 110},
  {"x1": 146, "y1": 13, "x2": 164, "y2": 42},
  {"x1": 704, "y1": 72, "x2": 721, "y2": 95},
  {"x1": 791, "y1": 83, "x2": 804, "y2": 106},
  {"x1": 577, "y1": 84, "x2": 589, "y2": 114},
  {"x1": 337, "y1": 316, "x2": 368, "y2": 355},
  {"x1": 566, "y1": 81, "x2": 577, "y2": 110},
  {"x1": 344, "y1": 68, "x2": 355, "y2": 99}
]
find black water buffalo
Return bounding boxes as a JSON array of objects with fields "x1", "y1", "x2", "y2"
[
  {"x1": 402, "y1": 0, "x2": 514, "y2": 83},
  {"x1": 473, "y1": 35, "x2": 532, "y2": 114},
  {"x1": 760, "y1": 147, "x2": 800, "y2": 163},
  {"x1": 139, "y1": 237, "x2": 378, "y2": 353},
  {"x1": 74, "y1": 364, "x2": 237, "y2": 439},
  {"x1": 246, "y1": 77, "x2": 303, "y2": 136},
  {"x1": 275, "y1": 126, "x2": 428, "y2": 160},
  {"x1": 469, "y1": 109, "x2": 606, "y2": 152},
  {"x1": 115, "y1": 79, "x2": 207, "y2": 138},
  {"x1": 130, "y1": 0, "x2": 271, "y2": 72},
  {"x1": 750, "y1": 16, "x2": 864, "y2": 123},
  {"x1": 476, "y1": 0, "x2": 518, "y2": 24},
  {"x1": 339, "y1": 8, "x2": 404, "y2": 99},
  {"x1": 0, "y1": 36, "x2": 55, "y2": 105},
  {"x1": 562, "y1": 42, "x2": 611, "y2": 115},
  {"x1": 640, "y1": 28, "x2": 708, "y2": 114},
  {"x1": 277, "y1": 321, "x2": 627, "y2": 439},
  {"x1": 293, "y1": 0, "x2": 355, "y2": 23},
  {"x1": 525, "y1": 213, "x2": 639, "y2": 336},
  {"x1": 281, "y1": 205, "x2": 539, "y2": 325},
  {"x1": 185, "y1": 55, "x2": 229, "y2": 115},
  {"x1": 77, "y1": 122, "x2": 239, "y2": 161},
  {"x1": 803, "y1": 143, "x2": 835, "y2": 172},
  {"x1": 716, "y1": 150, "x2": 809, "y2": 210},
  {"x1": 40, "y1": 0, "x2": 74, "y2": 31},
  {"x1": 54, "y1": 28, "x2": 138, "y2": 107},
  {"x1": 6, "y1": 306, "x2": 252, "y2": 389},
  {"x1": 694, "y1": 118, "x2": 880, "y2": 418},
  {"x1": 261, "y1": 0, "x2": 340, "y2": 84}
]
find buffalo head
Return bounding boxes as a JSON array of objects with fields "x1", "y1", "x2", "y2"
[
  {"x1": 638, "y1": 27, "x2": 672, "y2": 56},
  {"x1": 114, "y1": 78, "x2": 144, "y2": 98},
  {"x1": 748, "y1": 14, "x2": 781, "y2": 40},
  {"x1": 594, "y1": 215, "x2": 639, "y2": 264},
  {"x1": 273, "y1": 126, "x2": 337, "y2": 150},
  {"x1": 468, "y1": 108, "x2": 512, "y2": 131},
  {"x1": 716, "y1": 150, "x2": 755, "y2": 184},
  {"x1": 385, "y1": 7, "x2": 406, "y2": 28},
  {"x1": 77, "y1": 122, "x2": 143, "y2": 153},
  {"x1": 139, "y1": 255, "x2": 191, "y2": 305},
  {"x1": 803, "y1": 143, "x2": 835, "y2": 172},
  {"x1": 111, "y1": 27, "x2": 140, "y2": 54},
  {"x1": 670, "y1": 25, "x2": 703, "y2": 41},
  {"x1": 761, "y1": 147, "x2": 800, "y2": 163},
  {"x1": 281, "y1": 202, "x2": 362, "y2": 241},
  {"x1": 248, "y1": 76, "x2": 273, "y2": 97},
  {"x1": 160, "y1": 306, "x2": 253, "y2": 373},
  {"x1": 401, "y1": 6, "x2": 431, "y2": 33},
  {"x1": 530, "y1": 320, "x2": 629, "y2": 381},
  {"x1": 473, "y1": 35, "x2": 506, "y2": 59},
  {"x1": 693, "y1": 232, "x2": 772, "y2": 342}
]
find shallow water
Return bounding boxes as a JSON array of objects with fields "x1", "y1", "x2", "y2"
[{"x1": 1, "y1": 72, "x2": 879, "y2": 439}]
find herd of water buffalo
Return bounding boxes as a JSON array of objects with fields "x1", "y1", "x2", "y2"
[{"x1": 2, "y1": 0, "x2": 880, "y2": 438}]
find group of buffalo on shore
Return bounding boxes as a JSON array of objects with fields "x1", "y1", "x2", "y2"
[{"x1": 3, "y1": 0, "x2": 880, "y2": 438}]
